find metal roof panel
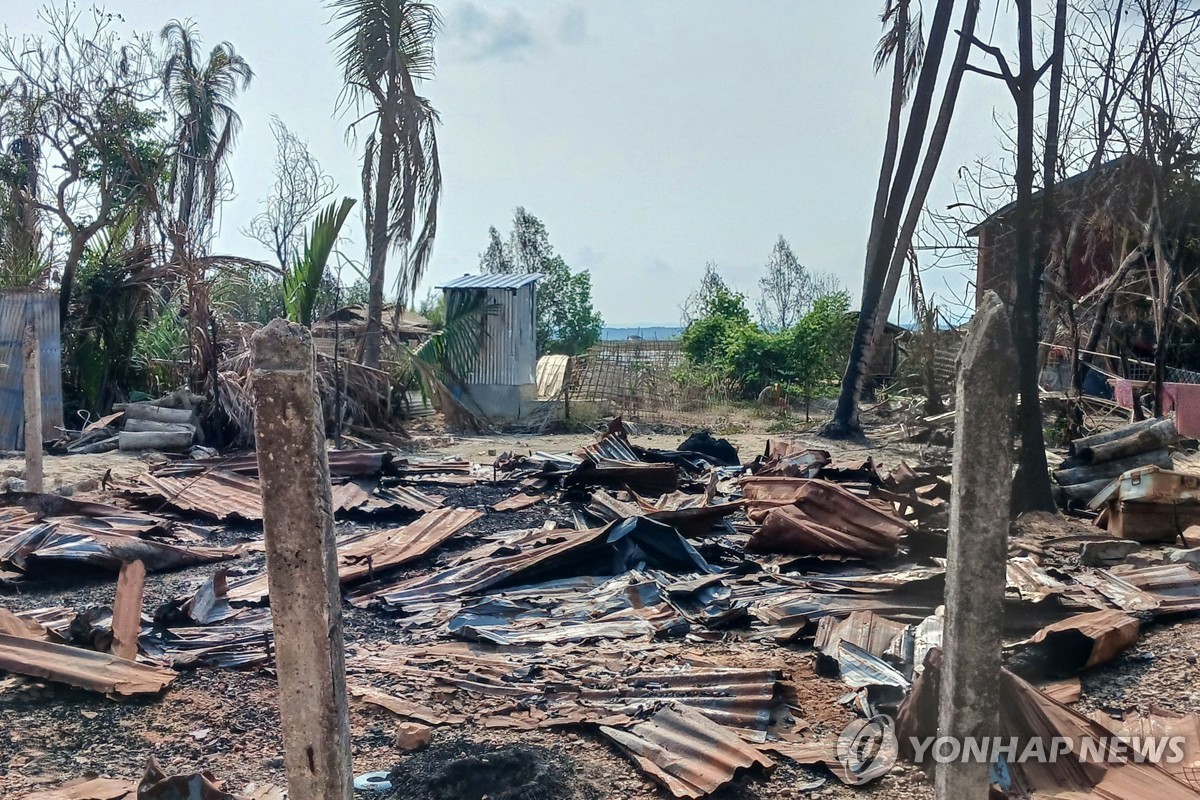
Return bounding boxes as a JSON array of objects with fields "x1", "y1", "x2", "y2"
[{"x1": 437, "y1": 273, "x2": 545, "y2": 290}]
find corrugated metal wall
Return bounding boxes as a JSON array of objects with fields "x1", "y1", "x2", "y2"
[
  {"x1": 448, "y1": 285, "x2": 537, "y2": 386},
  {"x1": 0, "y1": 292, "x2": 63, "y2": 449}
]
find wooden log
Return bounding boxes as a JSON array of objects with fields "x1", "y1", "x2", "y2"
[
  {"x1": 68, "y1": 435, "x2": 119, "y2": 455},
  {"x1": 1077, "y1": 417, "x2": 1179, "y2": 465},
  {"x1": 1056, "y1": 475, "x2": 1116, "y2": 504},
  {"x1": 1070, "y1": 416, "x2": 1163, "y2": 455},
  {"x1": 118, "y1": 430, "x2": 194, "y2": 452},
  {"x1": 110, "y1": 560, "x2": 145, "y2": 661},
  {"x1": 123, "y1": 419, "x2": 196, "y2": 435},
  {"x1": 1054, "y1": 447, "x2": 1172, "y2": 487},
  {"x1": 119, "y1": 404, "x2": 197, "y2": 425}
]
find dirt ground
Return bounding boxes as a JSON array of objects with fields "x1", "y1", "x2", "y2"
[{"x1": 2, "y1": 409, "x2": 1198, "y2": 799}]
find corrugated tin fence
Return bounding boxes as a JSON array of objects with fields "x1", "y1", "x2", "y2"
[{"x1": 0, "y1": 292, "x2": 63, "y2": 449}]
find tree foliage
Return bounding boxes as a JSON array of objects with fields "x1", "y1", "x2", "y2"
[
  {"x1": 479, "y1": 206, "x2": 602, "y2": 355},
  {"x1": 680, "y1": 261, "x2": 730, "y2": 326},
  {"x1": 161, "y1": 19, "x2": 253, "y2": 252},
  {"x1": 330, "y1": 0, "x2": 443, "y2": 367},
  {"x1": 755, "y1": 236, "x2": 840, "y2": 331},
  {"x1": 283, "y1": 196, "x2": 356, "y2": 326},
  {"x1": 682, "y1": 264, "x2": 852, "y2": 401},
  {"x1": 245, "y1": 117, "x2": 337, "y2": 270},
  {"x1": 0, "y1": 5, "x2": 166, "y2": 319}
]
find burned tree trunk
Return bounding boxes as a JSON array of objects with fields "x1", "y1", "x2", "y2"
[{"x1": 822, "y1": 0, "x2": 958, "y2": 439}]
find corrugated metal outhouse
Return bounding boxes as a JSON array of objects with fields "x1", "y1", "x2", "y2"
[
  {"x1": 438, "y1": 273, "x2": 543, "y2": 419},
  {"x1": 0, "y1": 291, "x2": 63, "y2": 449}
]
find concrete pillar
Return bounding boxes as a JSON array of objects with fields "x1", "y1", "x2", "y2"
[
  {"x1": 935, "y1": 293, "x2": 1017, "y2": 799},
  {"x1": 23, "y1": 324, "x2": 42, "y2": 493},
  {"x1": 250, "y1": 319, "x2": 351, "y2": 800}
]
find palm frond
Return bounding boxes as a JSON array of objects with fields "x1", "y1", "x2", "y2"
[{"x1": 284, "y1": 197, "x2": 357, "y2": 325}]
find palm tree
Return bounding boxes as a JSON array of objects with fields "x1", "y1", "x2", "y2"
[
  {"x1": 865, "y1": 0, "x2": 979, "y2": 374},
  {"x1": 864, "y1": 0, "x2": 924, "y2": 281},
  {"x1": 160, "y1": 20, "x2": 253, "y2": 252},
  {"x1": 822, "y1": 0, "x2": 958, "y2": 438},
  {"x1": 329, "y1": 0, "x2": 442, "y2": 368}
]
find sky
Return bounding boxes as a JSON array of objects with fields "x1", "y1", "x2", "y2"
[{"x1": 0, "y1": 0, "x2": 1023, "y2": 327}]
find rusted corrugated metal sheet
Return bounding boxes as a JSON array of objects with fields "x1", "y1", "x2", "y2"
[
  {"x1": 1110, "y1": 563, "x2": 1200, "y2": 614},
  {"x1": 226, "y1": 507, "x2": 480, "y2": 604},
  {"x1": 124, "y1": 470, "x2": 264, "y2": 521},
  {"x1": 814, "y1": 609, "x2": 909, "y2": 659},
  {"x1": 600, "y1": 704, "x2": 774, "y2": 799},
  {"x1": 357, "y1": 640, "x2": 790, "y2": 741},
  {"x1": 0, "y1": 522, "x2": 233, "y2": 574},
  {"x1": 449, "y1": 572, "x2": 688, "y2": 646},
  {"x1": 1006, "y1": 556, "x2": 1071, "y2": 602},
  {"x1": 1022, "y1": 609, "x2": 1139, "y2": 670},
  {"x1": 153, "y1": 449, "x2": 393, "y2": 478},
  {"x1": 330, "y1": 480, "x2": 443, "y2": 514},
  {"x1": 350, "y1": 526, "x2": 608, "y2": 608},
  {"x1": 352, "y1": 517, "x2": 711, "y2": 609},
  {"x1": 0, "y1": 291, "x2": 62, "y2": 449},
  {"x1": 0, "y1": 632, "x2": 176, "y2": 696},
  {"x1": 337, "y1": 507, "x2": 481, "y2": 582},
  {"x1": 997, "y1": 668, "x2": 1200, "y2": 798}
]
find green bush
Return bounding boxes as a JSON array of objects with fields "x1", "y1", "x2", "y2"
[{"x1": 681, "y1": 286, "x2": 852, "y2": 401}]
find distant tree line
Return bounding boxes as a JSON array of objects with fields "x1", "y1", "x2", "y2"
[{"x1": 678, "y1": 239, "x2": 852, "y2": 407}]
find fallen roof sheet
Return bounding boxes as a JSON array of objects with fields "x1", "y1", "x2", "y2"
[
  {"x1": 1021, "y1": 609, "x2": 1140, "y2": 674},
  {"x1": 740, "y1": 478, "x2": 912, "y2": 559},
  {"x1": 600, "y1": 704, "x2": 774, "y2": 799},
  {"x1": 998, "y1": 668, "x2": 1200, "y2": 798},
  {"x1": 351, "y1": 517, "x2": 712, "y2": 609},
  {"x1": 0, "y1": 633, "x2": 177, "y2": 696},
  {"x1": 17, "y1": 777, "x2": 136, "y2": 800},
  {"x1": 751, "y1": 505, "x2": 901, "y2": 559},
  {"x1": 354, "y1": 641, "x2": 792, "y2": 736},
  {"x1": 226, "y1": 507, "x2": 480, "y2": 604},
  {"x1": 448, "y1": 572, "x2": 688, "y2": 646},
  {"x1": 1090, "y1": 707, "x2": 1200, "y2": 789},
  {"x1": 351, "y1": 684, "x2": 468, "y2": 725},
  {"x1": 0, "y1": 523, "x2": 235, "y2": 574},
  {"x1": 0, "y1": 607, "x2": 52, "y2": 640},
  {"x1": 122, "y1": 470, "x2": 264, "y2": 521},
  {"x1": 151, "y1": 448, "x2": 393, "y2": 478},
  {"x1": 140, "y1": 608, "x2": 274, "y2": 669},
  {"x1": 814, "y1": 610, "x2": 909, "y2": 660},
  {"x1": 329, "y1": 479, "x2": 444, "y2": 514},
  {"x1": 491, "y1": 492, "x2": 544, "y2": 512},
  {"x1": 1109, "y1": 563, "x2": 1200, "y2": 614}
]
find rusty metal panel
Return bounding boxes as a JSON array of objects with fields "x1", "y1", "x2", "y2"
[
  {"x1": 225, "y1": 507, "x2": 480, "y2": 604},
  {"x1": 153, "y1": 449, "x2": 392, "y2": 478},
  {"x1": 600, "y1": 704, "x2": 774, "y2": 799},
  {"x1": 0, "y1": 632, "x2": 176, "y2": 696},
  {"x1": 123, "y1": 470, "x2": 265, "y2": 521},
  {"x1": 0, "y1": 291, "x2": 63, "y2": 449}
]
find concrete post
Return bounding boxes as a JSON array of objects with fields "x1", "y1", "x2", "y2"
[
  {"x1": 250, "y1": 319, "x2": 351, "y2": 800},
  {"x1": 935, "y1": 292, "x2": 1017, "y2": 799},
  {"x1": 22, "y1": 324, "x2": 42, "y2": 493}
]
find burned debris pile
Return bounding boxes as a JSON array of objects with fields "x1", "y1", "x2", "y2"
[{"x1": 6, "y1": 418, "x2": 1200, "y2": 799}]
